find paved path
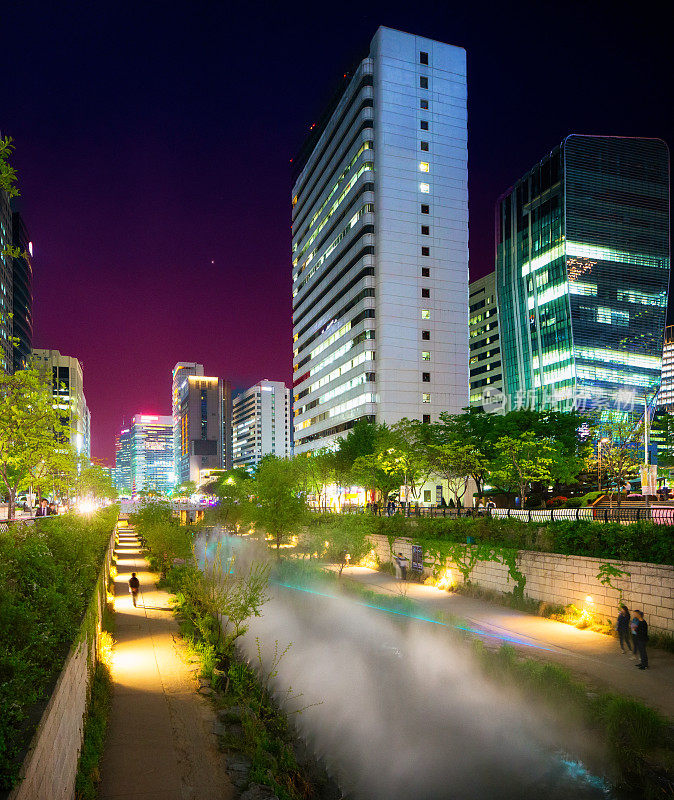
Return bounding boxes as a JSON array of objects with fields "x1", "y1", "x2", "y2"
[
  {"x1": 99, "y1": 526, "x2": 232, "y2": 800},
  {"x1": 342, "y1": 566, "x2": 674, "y2": 720}
]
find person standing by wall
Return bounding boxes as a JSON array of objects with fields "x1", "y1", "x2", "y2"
[
  {"x1": 616, "y1": 605, "x2": 632, "y2": 654},
  {"x1": 633, "y1": 610, "x2": 649, "y2": 670}
]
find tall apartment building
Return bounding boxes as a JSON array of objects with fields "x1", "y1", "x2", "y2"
[
  {"x1": 32, "y1": 348, "x2": 91, "y2": 458},
  {"x1": 172, "y1": 362, "x2": 204, "y2": 481},
  {"x1": 232, "y1": 379, "x2": 291, "y2": 470},
  {"x1": 11, "y1": 212, "x2": 33, "y2": 371},
  {"x1": 0, "y1": 190, "x2": 12, "y2": 372},
  {"x1": 496, "y1": 135, "x2": 669, "y2": 413},
  {"x1": 659, "y1": 326, "x2": 674, "y2": 411},
  {"x1": 113, "y1": 414, "x2": 173, "y2": 495},
  {"x1": 291, "y1": 27, "x2": 468, "y2": 453},
  {"x1": 468, "y1": 272, "x2": 502, "y2": 411},
  {"x1": 174, "y1": 370, "x2": 232, "y2": 485}
]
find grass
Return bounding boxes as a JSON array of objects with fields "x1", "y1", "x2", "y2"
[{"x1": 74, "y1": 661, "x2": 113, "y2": 800}]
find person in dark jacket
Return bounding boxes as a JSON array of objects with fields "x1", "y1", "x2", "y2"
[
  {"x1": 633, "y1": 610, "x2": 649, "y2": 669},
  {"x1": 616, "y1": 605, "x2": 632, "y2": 653},
  {"x1": 128, "y1": 572, "x2": 140, "y2": 607}
]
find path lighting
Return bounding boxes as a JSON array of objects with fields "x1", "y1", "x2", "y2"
[{"x1": 585, "y1": 596, "x2": 594, "y2": 605}]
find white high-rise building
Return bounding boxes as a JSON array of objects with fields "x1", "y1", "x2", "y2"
[
  {"x1": 232, "y1": 379, "x2": 291, "y2": 470},
  {"x1": 291, "y1": 26, "x2": 468, "y2": 453},
  {"x1": 31, "y1": 348, "x2": 91, "y2": 458}
]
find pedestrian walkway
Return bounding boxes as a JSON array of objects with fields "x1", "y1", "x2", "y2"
[
  {"x1": 99, "y1": 525, "x2": 232, "y2": 800},
  {"x1": 342, "y1": 566, "x2": 674, "y2": 720}
]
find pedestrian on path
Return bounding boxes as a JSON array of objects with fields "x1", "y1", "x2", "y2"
[
  {"x1": 128, "y1": 572, "x2": 140, "y2": 607},
  {"x1": 630, "y1": 612, "x2": 639, "y2": 659},
  {"x1": 394, "y1": 552, "x2": 408, "y2": 581},
  {"x1": 616, "y1": 605, "x2": 632, "y2": 653},
  {"x1": 633, "y1": 610, "x2": 649, "y2": 670}
]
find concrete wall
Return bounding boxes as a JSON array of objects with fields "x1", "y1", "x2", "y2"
[
  {"x1": 370, "y1": 533, "x2": 674, "y2": 634},
  {"x1": 9, "y1": 528, "x2": 116, "y2": 800}
]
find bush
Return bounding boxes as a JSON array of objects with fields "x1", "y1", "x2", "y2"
[
  {"x1": 0, "y1": 507, "x2": 118, "y2": 791},
  {"x1": 546, "y1": 496, "x2": 568, "y2": 508}
]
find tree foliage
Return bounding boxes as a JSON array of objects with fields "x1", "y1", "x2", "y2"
[{"x1": 251, "y1": 455, "x2": 306, "y2": 551}]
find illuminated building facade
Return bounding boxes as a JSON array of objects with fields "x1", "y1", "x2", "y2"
[
  {"x1": 232, "y1": 379, "x2": 291, "y2": 470},
  {"x1": 11, "y1": 212, "x2": 33, "y2": 372},
  {"x1": 496, "y1": 135, "x2": 670, "y2": 413},
  {"x1": 128, "y1": 414, "x2": 173, "y2": 494},
  {"x1": 659, "y1": 326, "x2": 674, "y2": 411},
  {"x1": 174, "y1": 372, "x2": 232, "y2": 485},
  {"x1": 292, "y1": 27, "x2": 468, "y2": 453},
  {"x1": 113, "y1": 427, "x2": 133, "y2": 495},
  {"x1": 172, "y1": 362, "x2": 204, "y2": 482},
  {"x1": 32, "y1": 348, "x2": 91, "y2": 458},
  {"x1": 468, "y1": 271, "x2": 502, "y2": 411}
]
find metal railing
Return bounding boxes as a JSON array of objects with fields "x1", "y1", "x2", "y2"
[{"x1": 310, "y1": 504, "x2": 674, "y2": 525}]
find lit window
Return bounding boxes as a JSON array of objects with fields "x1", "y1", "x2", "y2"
[
  {"x1": 419, "y1": 183, "x2": 430, "y2": 194},
  {"x1": 420, "y1": 51, "x2": 429, "y2": 65},
  {"x1": 422, "y1": 351, "x2": 431, "y2": 361},
  {"x1": 420, "y1": 141, "x2": 429, "y2": 151},
  {"x1": 422, "y1": 393, "x2": 431, "y2": 403},
  {"x1": 421, "y1": 310, "x2": 430, "y2": 319},
  {"x1": 419, "y1": 162, "x2": 430, "y2": 173}
]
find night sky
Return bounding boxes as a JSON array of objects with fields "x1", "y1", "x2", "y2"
[{"x1": 4, "y1": 0, "x2": 672, "y2": 463}]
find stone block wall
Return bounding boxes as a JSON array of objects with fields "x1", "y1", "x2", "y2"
[
  {"x1": 8, "y1": 528, "x2": 116, "y2": 800},
  {"x1": 369, "y1": 534, "x2": 674, "y2": 634}
]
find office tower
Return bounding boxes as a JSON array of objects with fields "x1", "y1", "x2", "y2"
[
  {"x1": 174, "y1": 373, "x2": 232, "y2": 485},
  {"x1": 31, "y1": 348, "x2": 91, "y2": 457},
  {"x1": 11, "y1": 211, "x2": 33, "y2": 371},
  {"x1": 113, "y1": 427, "x2": 133, "y2": 495},
  {"x1": 232, "y1": 379, "x2": 291, "y2": 470},
  {"x1": 0, "y1": 190, "x2": 11, "y2": 372},
  {"x1": 659, "y1": 326, "x2": 674, "y2": 411},
  {"x1": 172, "y1": 362, "x2": 204, "y2": 482},
  {"x1": 468, "y1": 272, "x2": 502, "y2": 411},
  {"x1": 114, "y1": 414, "x2": 173, "y2": 495},
  {"x1": 496, "y1": 135, "x2": 669, "y2": 413},
  {"x1": 291, "y1": 26, "x2": 468, "y2": 453}
]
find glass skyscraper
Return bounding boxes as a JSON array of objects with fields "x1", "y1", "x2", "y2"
[{"x1": 496, "y1": 135, "x2": 669, "y2": 413}]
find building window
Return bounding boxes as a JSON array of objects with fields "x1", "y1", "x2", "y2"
[
  {"x1": 422, "y1": 329, "x2": 430, "y2": 340},
  {"x1": 421, "y1": 225, "x2": 430, "y2": 235},
  {"x1": 422, "y1": 372, "x2": 431, "y2": 382},
  {"x1": 422, "y1": 393, "x2": 431, "y2": 403},
  {"x1": 422, "y1": 414, "x2": 431, "y2": 424},
  {"x1": 421, "y1": 310, "x2": 430, "y2": 319},
  {"x1": 422, "y1": 288, "x2": 430, "y2": 298},
  {"x1": 419, "y1": 183, "x2": 430, "y2": 194},
  {"x1": 421, "y1": 246, "x2": 430, "y2": 256},
  {"x1": 420, "y1": 141, "x2": 429, "y2": 152},
  {"x1": 420, "y1": 76, "x2": 428, "y2": 89},
  {"x1": 422, "y1": 351, "x2": 431, "y2": 361},
  {"x1": 420, "y1": 99, "x2": 428, "y2": 110},
  {"x1": 419, "y1": 161, "x2": 430, "y2": 173},
  {"x1": 420, "y1": 120, "x2": 429, "y2": 130},
  {"x1": 421, "y1": 204, "x2": 429, "y2": 214},
  {"x1": 422, "y1": 267, "x2": 430, "y2": 277},
  {"x1": 420, "y1": 51, "x2": 429, "y2": 65}
]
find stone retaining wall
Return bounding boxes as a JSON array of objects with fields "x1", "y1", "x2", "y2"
[
  {"x1": 370, "y1": 534, "x2": 674, "y2": 634},
  {"x1": 8, "y1": 527, "x2": 116, "y2": 800}
]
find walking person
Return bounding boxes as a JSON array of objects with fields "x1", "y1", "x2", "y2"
[
  {"x1": 633, "y1": 610, "x2": 649, "y2": 670},
  {"x1": 394, "y1": 552, "x2": 408, "y2": 581},
  {"x1": 616, "y1": 605, "x2": 632, "y2": 653},
  {"x1": 630, "y1": 612, "x2": 639, "y2": 659},
  {"x1": 128, "y1": 572, "x2": 140, "y2": 607}
]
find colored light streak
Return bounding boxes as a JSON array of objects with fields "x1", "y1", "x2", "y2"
[{"x1": 272, "y1": 580, "x2": 553, "y2": 652}]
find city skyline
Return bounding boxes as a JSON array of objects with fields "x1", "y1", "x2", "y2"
[{"x1": 4, "y1": 1, "x2": 673, "y2": 461}]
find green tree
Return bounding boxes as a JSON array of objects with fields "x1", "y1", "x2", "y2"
[
  {"x1": 436, "y1": 409, "x2": 499, "y2": 499},
  {"x1": 0, "y1": 368, "x2": 71, "y2": 518},
  {"x1": 427, "y1": 441, "x2": 486, "y2": 507},
  {"x1": 207, "y1": 468, "x2": 252, "y2": 530},
  {"x1": 351, "y1": 452, "x2": 403, "y2": 505},
  {"x1": 388, "y1": 418, "x2": 434, "y2": 503},
  {"x1": 490, "y1": 431, "x2": 557, "y2": 507},
  {"x1": 252, "y1": 455, "x2": 306, "y2": 552},
  {"x1": 591, "y1": 415, "x2": 642, "y2": 508},
  {"x1": 76, "y1": 461, "x2": 118, "y2": 501},
  {"x1": 333, "y1": 419, "x2": 379, "y2": 481},
  {"x1": 296, "y1": 449, "x2": 336, "y2": 510}
]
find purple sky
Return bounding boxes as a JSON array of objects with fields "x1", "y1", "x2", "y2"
[{"x1": 4, "y1": 0, "x2": 672, "y2": 463}]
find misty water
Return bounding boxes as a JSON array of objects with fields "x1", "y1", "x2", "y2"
[{"x1": 197, "y1": 531, "x2": 614, "y2": 800}]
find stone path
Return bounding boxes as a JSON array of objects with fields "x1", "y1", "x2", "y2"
[
  {"x1": 342, "y1": 566, "x2": 674, "y2": 719},
  {"x1": 99, "y1": 525, "x2": 232, "y2": 800}
]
